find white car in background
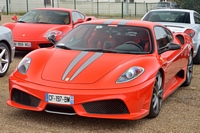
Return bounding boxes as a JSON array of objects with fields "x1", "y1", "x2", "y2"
[
  {"x1": 141, "y1": 9, "x2": 200, "y2": 64},
  {"x1": 0, "y1": 21, "x2": 15, "y2": 77}
]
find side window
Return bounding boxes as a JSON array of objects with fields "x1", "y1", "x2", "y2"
[
  {"x1": 72, "y1": 12, "x2": 82, "y2": 23},
  {"x1": 79, "y1": 12, "x2": 85, "y2": 20},
  {"x1": 154, "y1": 27, "x2": 172, "y2": 49},
  {"x1": 194, "y1": 13, "x2": 200, "y2": 24}
]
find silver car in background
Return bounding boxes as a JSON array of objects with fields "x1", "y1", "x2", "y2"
[
  {"x1": 141, "y1": 9, "x2": 200, "y2": 64},
  {"x1": 0, "y1": 22, "x2": 15, "y2": 77}
]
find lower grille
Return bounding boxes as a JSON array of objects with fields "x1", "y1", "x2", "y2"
[
  {"x1": 12, "y1": 89, "x2": 40, "y2": 107},
  {"x1": 82, "y1": 99, "x2": 129, "y2": 114},
  {"x1": 45, "y1": 104, "x2": 76, "y2": 115},
  {"x1": 39, "y1": 43, "x2": 54, "y2": 48}
]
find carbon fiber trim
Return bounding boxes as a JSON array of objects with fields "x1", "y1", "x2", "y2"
[{"x1": 45, "y1": 104, "x2": 76, "y2": 115}]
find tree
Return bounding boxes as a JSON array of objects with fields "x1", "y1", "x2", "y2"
[{"x1": 174, "y1": 0, "x2": 200, "y2": 13}]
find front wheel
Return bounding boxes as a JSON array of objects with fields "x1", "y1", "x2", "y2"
[
  {"x1": 147, "y1": 71, "x2": 163, "y2": 118},
  {"x1": 182, "y1": 52, "x2": 193, "y2": 86},
  {"x1": 0, "y1": 42, "x2": 10, "y2": 77}
]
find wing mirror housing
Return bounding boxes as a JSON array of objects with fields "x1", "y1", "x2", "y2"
[
  {"x1": 158, "y1": 43, "x2": 181, "y2": 54},
  {"x1": 46, "y1": 34, "x2": 57, "y2": 45},
  {"x1": 12, "y1": 15, "x2": 18, "y2": 22}
]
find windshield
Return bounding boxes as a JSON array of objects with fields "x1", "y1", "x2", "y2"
[
  {"x1": 18, "y1": 10, "x2": 70, "y2": 24},
  {"x1": 143, "y1": 11, "x2": 190, "y2": 23},
  {"x1": 56, "y1": 24, "x2": 152, "y2": 54}
]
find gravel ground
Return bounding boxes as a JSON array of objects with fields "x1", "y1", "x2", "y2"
[{"x1": 0, "y1": 15, "x2": 200, "y2": 133}]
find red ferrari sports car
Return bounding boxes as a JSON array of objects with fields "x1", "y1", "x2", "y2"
[
  {"x1": 2, "y1": 8, "x2": 96, "y2": 51},
  {"x1": 7, "y1": 19, "x2": 193, "y2": 120}
]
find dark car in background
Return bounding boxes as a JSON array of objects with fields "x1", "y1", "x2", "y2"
[{"x1": 155, "y1": 2, "x2": 180, "y2": 9}]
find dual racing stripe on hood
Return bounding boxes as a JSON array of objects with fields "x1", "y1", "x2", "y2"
[
  {"x1": 62, "y1": 51, "x2": 103, "y2": 81},
  {"x1": 41, "y1": 49, "x2": 136, "y2": 84}
]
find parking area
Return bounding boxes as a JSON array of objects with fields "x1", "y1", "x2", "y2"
[{"x1": 0, "y1": 15, "x2": 200, "y2": 133}]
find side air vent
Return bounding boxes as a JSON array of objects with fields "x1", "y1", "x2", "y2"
[{"x1": 176, "y1": 35, "x2": 184, "y2": 45}]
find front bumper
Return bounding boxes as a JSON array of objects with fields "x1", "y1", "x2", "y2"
[
  {"x1": 7, "y1": 75, "x2": 155, "y2": 120},
  {"x1": 14, "y1": 39, "x2": 53, "y2": 50}
]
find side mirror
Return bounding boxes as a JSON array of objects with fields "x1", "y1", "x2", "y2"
[
  {"x1": 12, "y1": 15, "x2": 18, "y2": 22},
  {"x1": 73, "y1": 18, "x2": 84, "y2": 25},
  {"x1": 46, "y1": 35, "x2": 57, "y2": 45},
  {"x1": 158, "y1": 43, "x2": 181, "y2": 54},
  {"x1": 167, "y1": 43, "x2": 181, "y2": 50}
]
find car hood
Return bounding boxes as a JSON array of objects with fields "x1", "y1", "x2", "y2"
[
  {"x1": 41, "y1": 49, "x2": 141, "y2": 84},
  {"x1": 158, "y1": 22, "x2": 196, "y2": 32},
  {"x1": 3, "y1": 23, "x2": 70, "y2": 39}
]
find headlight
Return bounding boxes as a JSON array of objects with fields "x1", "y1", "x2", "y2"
[
  {"x1": 116, "y1": 66, "x2": 144, "y2": 83},
  {"x1": 43, "y1": 30, "x2": 62, "y2": 37},
  {"x1": 18, "y1": 57, "x2": 31, "y2": 74}
]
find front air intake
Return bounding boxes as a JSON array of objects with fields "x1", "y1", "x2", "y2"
[
  {"x1": 82, "y1": 99, "x2": 129, "y2": 114},
  {"x1": 12, "y1": 89, "x2": 40, "y2": 107}
]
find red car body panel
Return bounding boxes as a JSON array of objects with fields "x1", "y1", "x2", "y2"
[
  {"x1": 7, "y1": 20, "x2": 194, "y2": 120},
  {"x1": 3, "y1": 8, "x2": 96, "y2": 51}
]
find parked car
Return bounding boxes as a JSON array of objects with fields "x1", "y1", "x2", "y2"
[
  {"x1": 0, "y1": 26, "x2": 15, "y2": 77},
  {"x1": 2, "y1": 8, "x2": 96, "y2": 51},
  {"x1": 155, "y1": 2, "x2": 180, "y2": 9},
  {"x1": 141, "y1": 9, "x2": 200, "y2": 64},
  {"x1": 7, "y1": 19, "x2": 193, "y2": 120}
]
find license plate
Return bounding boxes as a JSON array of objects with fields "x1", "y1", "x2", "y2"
[
  {"x1": 14, "y1": 42, "x2": 31, "y2": 47},
  {"x1": 45, "y1": 93, "x2": 74, "y2": 105}
]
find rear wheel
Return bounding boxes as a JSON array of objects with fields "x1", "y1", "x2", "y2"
[
  {"x1": 0, "y1": 42, "x2": 10, "y2": 77},
  {"x1": 147, "y1": 71, "x2": 163, "y2": 118},
  {"x1": 193, "y1": 46, "x2": 200, "y2": 64},
  {"x1": 182, "y1": 52, "x2": 193, "y2": 86}
]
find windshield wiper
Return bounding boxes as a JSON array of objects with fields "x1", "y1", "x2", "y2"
[
  {"x1": 35, "y1": 22, "x2": 50, "y2": 24},
  {"x1": 56, "y1": 45, "x2": 71, "y2": 50},
  {"x1": 18, "y1": 20, "x2": 26, "y2": 23},
  {"x1": 83, "y1": 48, "x2": 118, "y2": 53}
]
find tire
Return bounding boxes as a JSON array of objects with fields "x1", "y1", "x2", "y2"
[
  {"x1": 147, "y1": 71, "x2": 163, "y2": 118},
  {"x1": 193, "y1": 46, "x2": 200, "y2": 64},
  {"x1": 0, "y1": 42, "x2": 10, "y2": 77},
  {"x1": 182, "y1": 52, "x2": 193, "y2": 86}
]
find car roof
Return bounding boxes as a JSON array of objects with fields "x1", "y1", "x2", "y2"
[
  {"x1": 34, "y1": 8, "x2": 75, "y2": 12},
  {"x1": 83, "y1": 19, "x2": 162, "y2": 29},
  {"x1": 149, "y1": 9, "x2": 196, "y2": 13}
]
